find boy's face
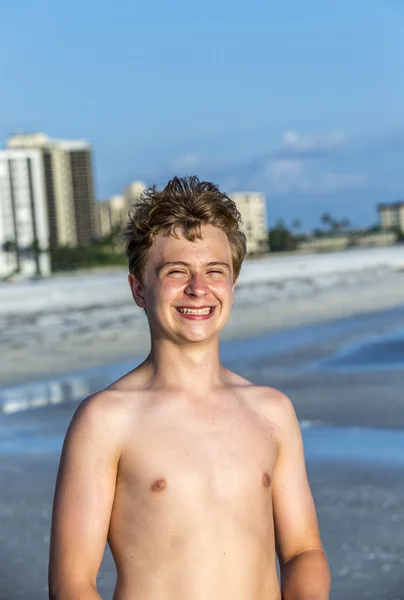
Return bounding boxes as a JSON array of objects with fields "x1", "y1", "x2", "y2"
[{"x1": 129, "y1": 224, "x2": 237, "y2": 345}]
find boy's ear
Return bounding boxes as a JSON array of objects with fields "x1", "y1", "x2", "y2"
[
  {"x1": 231, "y1": 277, "x2": 237, "y2": 303},
  {"x1": 128, "y1": 273, "x2": 146, "y2": 308}
]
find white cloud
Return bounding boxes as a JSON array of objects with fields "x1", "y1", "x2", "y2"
[
  {"x1": 264, "y1": 159, "x2": 305, "y2": 194},
  {"x1": 170, "y1": 154, "x2": 204, "y2": 170},
  {"x1": 318, "y1": 172, "x2": 366, "y2": 192},
  {"x1": 266, "y1": 159, "x2": 303, "y2": 180},
  {"x1": 157, "y1": 129, "x2": 365, "y2": 197},
  {"x1": 264, "y1": 160, "x2": 365, "y2": 195},
  {"x1": 281, "y1": 130, "x2": 347, "y2": 152}
]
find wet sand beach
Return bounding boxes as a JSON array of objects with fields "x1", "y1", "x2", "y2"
[{"x1": 1, "y1": 304, "x2": 404, "y2": 599}]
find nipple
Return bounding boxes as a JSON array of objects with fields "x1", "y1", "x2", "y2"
[
  {"x1": 262, "y1": 472, "x2": 271, "y2": 487},
  {"x1": 151, "y1": 478, "x2": 167, "y2": 492}
]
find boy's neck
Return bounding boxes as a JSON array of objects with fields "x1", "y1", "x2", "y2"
[{"x1": 144, "y1": 338, "x2": 225, "y2": 393}]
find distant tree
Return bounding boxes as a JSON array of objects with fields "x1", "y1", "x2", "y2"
[
  {"x1": 23, "y1": 240, "x2": 42, "y2": 277},
  {"x1": 291, "y1": 219, "x2": 302, "y2": 232},
  {"x1": 395, "y1": 228, "x2": 404, "y2": 243},
  {"x1": 319, "y1": 213, "x2": 351, "y2": 235},
  {"x1": 2, "y1": 240, "x2": 21, "y2": 273},
  {"x1": 312, "y1": 228, "x2": 325, "y2": 238},
  {"x1": 269, "y1": 222, "x2": 297, "y2": 252},
  {"x1": 275, "y1": 218, "x2": 287, "y2": 230},
  {"x1": 3, "y1": 240, "x2": 16, "y2": 253},
  {"x1": 50, "y1": 243, "x2": 127, "y2": 272}
]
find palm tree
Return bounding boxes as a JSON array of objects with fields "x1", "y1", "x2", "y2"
[
  {"x1": 291, "y1": 219, "x2": 301, "y2": 232},
  {"x1": 320, "y1": 213, "x2": 334, "y2": 230}
]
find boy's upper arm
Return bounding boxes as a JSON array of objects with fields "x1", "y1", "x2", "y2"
[
  {"x1": 49, "y1": 393, "x2": 122, "y2": 591},
  {"x1": 271, "y1": 392, "x2": 323, "y2": 566}
]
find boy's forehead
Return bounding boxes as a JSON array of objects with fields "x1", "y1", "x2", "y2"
[{"x1": 149, "y1": 226, "x2": 232, "y2": 263}]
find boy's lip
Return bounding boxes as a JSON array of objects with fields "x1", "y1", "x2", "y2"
[
  {"x1": 175, "y1": 306, "x2": 216, "y2": 320},
  {"x1": 175, "y1": 305, "x2": 214, "y2": 309}
]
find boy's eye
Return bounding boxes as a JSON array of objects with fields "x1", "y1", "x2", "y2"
[{"x1": 167, "y1": 269, "x2": 186, "y2": 275}]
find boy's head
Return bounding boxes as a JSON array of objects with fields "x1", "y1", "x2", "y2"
[{"x1": 123, "y1": 176, "x2": 246, "y2": 284}]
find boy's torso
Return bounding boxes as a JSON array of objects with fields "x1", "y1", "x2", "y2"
[{"x1": 106, "y1": 373, "x2": 283, "y2": 600}]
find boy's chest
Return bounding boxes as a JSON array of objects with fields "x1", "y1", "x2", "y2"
[{"x1": 118, "y1": 406, "x2": 279, "y2": 503}]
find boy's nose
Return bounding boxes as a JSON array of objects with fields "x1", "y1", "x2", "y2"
[{"x1": 184, "y1": 274, "x2": 209, "y2": 298}]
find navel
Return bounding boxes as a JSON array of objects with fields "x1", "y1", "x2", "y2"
[
  {"x1": 262, "y1": 472, "x2": 271, "y2": 487},
  {"x1": 151, "y1": 478, "x2": 167, "y2": 492}
]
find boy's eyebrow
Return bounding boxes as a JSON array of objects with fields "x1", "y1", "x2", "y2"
[
  {"x1": 156, "y1": 261, "x2": 188, "y2": 274},
  {"x1": 207, "y1": 262, "x2": 231, "y2": 271},
  {"x1": 156, "y1": 261, "x2": 231, "y2": 274}
]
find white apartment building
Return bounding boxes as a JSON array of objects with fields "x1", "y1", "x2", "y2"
[
  {"x1": 230, "y1": 192, "x2": 268, "y2": 254},
  {"x1": 0, "y1": 149, "x2": 51, "y2": 278},
  {"x1": 8, "y1": 133, "x2": 98, "y2": 247}
]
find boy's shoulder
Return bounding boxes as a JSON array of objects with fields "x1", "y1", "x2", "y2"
[
  {"x1": 69, "y1": 369, "x2": 147, "y2": 438},
  {"x1": 225, "y1": 367, "x2": 290, "y2": 401},
  {"x1": 225, "y1": 368, "x2": 298, "y2": 431}
]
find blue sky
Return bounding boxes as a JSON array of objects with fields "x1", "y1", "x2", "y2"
[{"x1": 1, "y1": 0, "x2": 404, "y2": 229}]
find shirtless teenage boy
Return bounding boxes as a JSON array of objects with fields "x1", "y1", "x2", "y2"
[{"x1": 49, "y1": 176, "x2": 330, "y2": 600}]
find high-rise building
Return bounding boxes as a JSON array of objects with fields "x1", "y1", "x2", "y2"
[
  {"x1": 7, "y1": 133, "x2": 97, "y2": 247},
  {"x1": 378, "y1": 202, "x2": 404, "y2": 233},
  {"x1": 0, "y1": 149, "x2": 51, "y2": 278},
  {"x1": 230, "y1": 192, "x2": 268, "y2": 254}
]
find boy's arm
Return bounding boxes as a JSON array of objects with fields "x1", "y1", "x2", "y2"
[
  {"x1": 48, "y1": 394, "x2": 121, "y2": 600},
  {"x1": 271, "y1": 392, "x2": 331, "y2": 600}
]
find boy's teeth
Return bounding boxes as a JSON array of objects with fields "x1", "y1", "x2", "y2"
[{"x1": 178, "y1": 307, "x2": 211, "y2": 315}]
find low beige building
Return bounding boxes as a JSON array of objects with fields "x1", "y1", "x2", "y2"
[
  {"x1": 297, "y1": 230, "x2": 397, "y2": 253},
  {"x1": 97, "y1": 200, "x2": 113, "y2": 238},
  {"x1": 298, "y1": 235, "x2": 348, "y2": 253},
  {"x1": 97, "y1": 193, "x2": 135, "y2": 239},
  {"x1": 230, "y1": 192, "x2": 268, "y2": 254},
  {"x1": 110, "y1": 195, "x2": 129, "y2": 229},
  {"x1": 378, "y1": 202, "x2": 404, "y2": 233},
  {"x1": 353, "y1": 231, "x2": 397, "y2": 247},
  {"x1": 124, "y1": 180, "x2": 146, "y2": 208},
  {"x1": 96, "y1": 181, "x2": 146, "y2": 240}
]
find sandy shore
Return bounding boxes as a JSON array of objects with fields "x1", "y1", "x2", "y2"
[{"x1": 1, "y1": 265, "x2": 404, "y2": 388}]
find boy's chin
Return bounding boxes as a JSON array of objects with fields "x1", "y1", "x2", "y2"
[{"x1": 176, "y1": 327, "x2": 223, "y2": 344}]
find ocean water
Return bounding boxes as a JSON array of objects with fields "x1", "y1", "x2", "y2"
[
  {"x1": 2, "y1": 418, "x2": 404, "y2": 467},
  {"x1": 320, "y1": 329, "x2": 404, "y2": 372},
  {"x1": 221, "y1": 304, "x2": 404, "y2": 372},
  {"x1": 1, "y1": 304, "x2": 404, "y2": 464}
]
